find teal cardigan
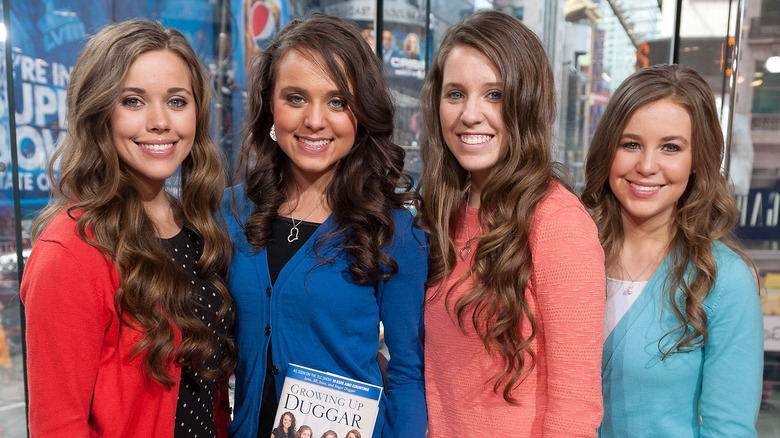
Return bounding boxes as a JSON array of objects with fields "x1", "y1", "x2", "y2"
[
  {"x1": 223, "y1": 186, "x2": 428, "y2": 438},
  {"x1": 600, "y1": 241, "x2": 763, "y2": 437}
]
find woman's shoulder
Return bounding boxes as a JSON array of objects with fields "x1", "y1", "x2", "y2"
[
  {"x1": 706, "y1": 240, "x2": 757, "y2": 308},
  {"x1": 390, "y1": 206, "x2": 426, "y2": 240},
  {"x1": 37, "y1": 208, "x2": 92, "y2": 249},
  {"x1": 532, "y1": 180, "x2": 594, "y2": 227},
  {"x1": 710, "y1": 240, "x2": 747, "y2": 266},
  {"x1": 28, "y1": 209, "x2": 115, "y2": 276}
]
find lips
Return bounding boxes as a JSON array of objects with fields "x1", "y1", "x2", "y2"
[
  {"x1": 297, "y1": 136, "x2": 332, "y2": 152},
  {"x1": 628, "y1": 180, "x2": 663, "y2": 197},
  {"x1": 137, "y1": 142, "x2": 174, "y2": 152},
  {"x1": 136, "y1": 141, "x2": 176, "y2": 157},
  {"x1": 459, "y1": 134, "x2": 493, "y2": 145}
]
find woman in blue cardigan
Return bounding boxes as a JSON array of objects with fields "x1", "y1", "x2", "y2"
[
  {"x1": 582, "y1": 64, "x2": 763, "y2": 436},
  {"x1": 224, "y1": 14, "x2": 427, "y2": 438}
]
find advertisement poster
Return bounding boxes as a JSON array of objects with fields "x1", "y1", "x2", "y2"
[{"x1": 2, "y1": 1, "x2": 111, "y2": 217}]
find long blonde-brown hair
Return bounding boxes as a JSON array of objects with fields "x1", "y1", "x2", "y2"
[
  {"x1": 417, "y1": 10, "x2": 564, "y2": 403},
  {"x1": 32, "y1": 19, "x2": 235, "y2": 386},
  {"x1": 582, "y1": 64, "x2": 756, "y2": 357}
]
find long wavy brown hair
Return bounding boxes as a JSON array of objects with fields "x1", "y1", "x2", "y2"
[
  {"x1": 32, "y1": 19, "x2": 236, "y2": 386},
  {"x1": 417, "y1": 10, "x2": 565, "y2": 403},
  {"x1": 233, "y1": 14, "x2": 416, "y2": 283},
  {"x1": 582, "y1": 64, "x2": 756, "y2": 357}
]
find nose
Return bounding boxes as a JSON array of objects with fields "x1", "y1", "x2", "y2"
[
  {"x1": 460, "y1": 97, "x2": 485, "y2": 126},
  {"x1": 636, "y1": 149, "x2": 660, "y2": 176},
  {"x1": 304, "y1": 104, "x2": 326, "y2": 131},
  {"x1": 146, "y1": 103, "x2": 170, "y2": 133}
]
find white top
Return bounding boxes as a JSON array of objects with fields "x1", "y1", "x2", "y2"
[{"x1": 604, "y1": 277, "x2": 648, "y2": 340}]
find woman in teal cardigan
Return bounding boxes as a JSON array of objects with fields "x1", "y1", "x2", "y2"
[{"x1": 582, "y1": 64, "x2": 763, "y2": 437}]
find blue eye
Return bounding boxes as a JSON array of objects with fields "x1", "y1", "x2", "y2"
[
  {"x1": 169, "y1": 98, "x2": 188, "y2": 109},
  {"x1": 121, "y1": 97, "x2": 143, "y2": 108},
  {"x1": 487, "y1": 91, "x2": 502, "y2": 101},
  {"x1": 330, "y1": 98, "x2": 347, "y2": 109},
  {"x1": 287, "y1": 95, "x2": 305, "y2": 105},
  {"x1": 661, "y1": 143, "x2": 681, "y2": 152},
  {"x1": 620, "y1": 141, "x2": 641, "y2": 150},
  {"x1": 444, "y1": 90, "x2": 464, "y2": 100}
]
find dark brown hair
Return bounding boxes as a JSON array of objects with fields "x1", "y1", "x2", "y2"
[{"x1": 234, "y1": 13, "x2": 416, "y2": 283}]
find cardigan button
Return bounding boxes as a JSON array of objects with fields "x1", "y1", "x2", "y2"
[
  {"x1": 266, "y1": 287, "x2": 272, "y2": 297},
  {"x1": 265, "y1": 326, "x2": 271, "y2": 335},
  {"x1": 271, "y1": 365, "x2": 279, "y2": 375}
]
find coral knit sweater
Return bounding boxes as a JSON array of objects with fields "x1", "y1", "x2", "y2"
[{"x1": 425, "y1": 182, "x2": 605, "y2": 437}]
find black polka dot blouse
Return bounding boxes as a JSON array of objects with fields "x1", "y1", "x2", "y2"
[{"x1": 161, "y1": 227, "x2": 232, "y2": 438}]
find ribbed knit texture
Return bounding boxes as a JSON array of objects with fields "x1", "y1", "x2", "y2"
[{"x1": 425, "y1": 183, "x2": 605, "y2": 437}]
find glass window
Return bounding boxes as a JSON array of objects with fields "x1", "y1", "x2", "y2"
[
  {"x1": 0, "y1": 11, "x2": 27, "y2": 434},
  {"x1": 3, "y1": 1, "x2": 778, "y2": 436}
]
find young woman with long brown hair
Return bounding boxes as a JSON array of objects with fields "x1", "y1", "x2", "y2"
[
  {"x1": 418, "y1": 9, "x2": 605, "y2": 436},
  {"x1": 225, "y1": 14, "x2": 427, "y2": 438},
  {"x1": 582, "y1": 64, "x2": 762, "y2": 436},
  {"x1": 21, "y1": 19, "x2": 235, "y2": 437}
]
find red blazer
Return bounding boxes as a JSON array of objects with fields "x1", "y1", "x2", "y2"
[{"x1": 21, "y1": 210, "x2": 230, "y2": 437}]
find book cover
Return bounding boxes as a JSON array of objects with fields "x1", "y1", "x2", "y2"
[{"x1": 269, "y1": 363, "x2": 383, "y2": 438}]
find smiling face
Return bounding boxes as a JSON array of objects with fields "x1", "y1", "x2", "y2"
[
  {"x1": 272, "y1": 49, "x2": 357, "y2": 187},
  {"x1": 282, "y1": 413, "x2": 292, "y2": 428},
  {"x1": 110, "y1": 49, "x2": 195, "y2": 195},
  {"x1": 300, "y1": 429, "x2": 312, "y2": 438},
  {"x1": 608, "y1": 98, "x2": 693, "y2": 230},
  {"x1": 110, "y1": 49, "x2": 195, "y2": 194},
  {"x1": 438, "y1": 45, "x2": 505, "y2": 188}
]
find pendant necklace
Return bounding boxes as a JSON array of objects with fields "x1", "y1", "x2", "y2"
[
  {"x1": 286, "y1": 196, "x2": 325, "y2": 243},
  {"x1": 619, "y1": 246, "x2": 666, "y2": 295},
  {"x1": 459, "y1": 187, "x2": 482, "y2": 261}
]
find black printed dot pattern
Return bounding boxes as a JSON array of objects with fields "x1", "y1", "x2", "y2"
[{"x1": 162, "y1": 228, "x2": 231, "y2": 438}]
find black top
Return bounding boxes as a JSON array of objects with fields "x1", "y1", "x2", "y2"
[
  {"x1": 267, "y1": 216, "x2": 320, "y2": 284},
  {"x1": 272, "y1": 426, "x2": 295, "y2": 438},
  {"x1": 162, "y1": 227, "x2": 231, "y2": 438},
  {"x1": 258, "y1": 217, "x2": 320, "y2": 437}
]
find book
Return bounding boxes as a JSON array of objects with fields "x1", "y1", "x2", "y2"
[{"x1": 270, "y1": 363, "x2": 383, "y2": 438}]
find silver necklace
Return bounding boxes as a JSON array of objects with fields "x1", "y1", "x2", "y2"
[
  {"x1": 459, "y1": 187, "x2": 482, "y2": 261},
  {"x1": 286, "y1": 197, "x2": 325, "y2": 243},
  {"x1": 619, "y1": 247, "x2": 666, "y2": 295}
]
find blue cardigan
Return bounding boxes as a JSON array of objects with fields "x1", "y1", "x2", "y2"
[
  {"x1": 600, "y1": 241, "x2": 763, "y2": 437},
  {"x1": 223, "y1": 186, "x2": 428, "y2": 438}
]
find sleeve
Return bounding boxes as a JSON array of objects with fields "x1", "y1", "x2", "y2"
[
  {"x1": 377, "y1": 213, "x2": 428, "y2": 438},
  {"x1": 531, "y1": 203, "x2": 605, "y2": 437},
  {"x1": 699, "y1": 254, "x2": 763, "y2": 437},
  {"x1": 21, "y1": 237, "x2": 116, "y2": 437}
]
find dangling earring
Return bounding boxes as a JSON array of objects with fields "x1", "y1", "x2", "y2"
[{"x1": 269, "y1": 125, "x2": 277, "y2": 142}]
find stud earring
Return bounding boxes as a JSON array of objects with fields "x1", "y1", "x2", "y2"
[{"x1": 269, "y1": 125, "x2": 277, "y2": 142}]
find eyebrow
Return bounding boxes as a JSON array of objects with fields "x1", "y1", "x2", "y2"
[
  {"x1": 121, "y1": 87, "x2": 193, "y2": 96},
  {"x1": 442, "y1": 81, "x2": 503, "y2": 89},
  {"x1": 621, "y1": 133, "x2": 690, "y2": 145},
  {"x1": 277, "y1": 86, "x2": 343, "y2": 97}
]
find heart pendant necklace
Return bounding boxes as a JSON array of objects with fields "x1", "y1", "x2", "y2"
[{"x1": 287, "y1": 196, "x2": 325, "y2": 243}]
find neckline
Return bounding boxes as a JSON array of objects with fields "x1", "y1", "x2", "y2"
[
  {"x1": 159, "y1": 226, "x2": 186, "y2": 242},
  {"x1": 606, "y1": 277, "x2": 649, "y2": 285},
  {"x1": 275, "y1": 216, "x2": 322, "y2": 226}
]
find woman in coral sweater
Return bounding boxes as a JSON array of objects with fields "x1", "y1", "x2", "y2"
[{"x1": 417, "y1": 9, "x2": 605, "y2": 437}]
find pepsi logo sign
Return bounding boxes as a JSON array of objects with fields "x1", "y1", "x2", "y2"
[{"x1": 250, "y1": 1, "x2": 276, "y2": 45}]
